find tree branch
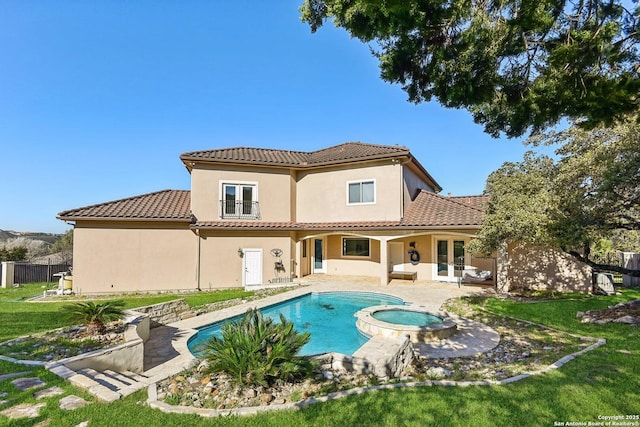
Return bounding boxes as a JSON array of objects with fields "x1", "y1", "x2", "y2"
[{"x1": 568, "y1": 250, "x2": 640, "y2": 276}]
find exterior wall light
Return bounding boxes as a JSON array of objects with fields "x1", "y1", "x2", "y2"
[{"x1": 237, "y1": 248, "x2": 244, "y2": 258}]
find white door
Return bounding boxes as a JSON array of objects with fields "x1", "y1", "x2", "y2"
[
  {"x1": 389, "y1": 242, "x2": 404, "y2": 272},
  {"x1": 312, "y1": 238, "x2": 326, "y2": 273},
  {"x1": 243, "y1": 249, "x2": 262, "y2": 286}
]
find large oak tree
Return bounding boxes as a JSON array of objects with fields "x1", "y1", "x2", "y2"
[
  {"x1": 301, "y1": 0, "x2": 640, "y2": 137},
  {"x1": 470, "y1": 121, "x2": 640, "y2": 275}
]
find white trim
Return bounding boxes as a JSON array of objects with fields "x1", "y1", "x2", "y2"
[{"x1": 346, "y1": 179, "x2": 376, "y2": 205}]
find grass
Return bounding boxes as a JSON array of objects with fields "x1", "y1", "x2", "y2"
[
  {"x1": 1, "y1": 286, "x2": 639, "y2": 426},
  {"x1": 0, "y1": 282, "x2": 253, "y2": 342}
]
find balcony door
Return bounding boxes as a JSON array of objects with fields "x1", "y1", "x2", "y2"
[{"x1": 222, "y1": 183, "x2": 257, "y2": 219}]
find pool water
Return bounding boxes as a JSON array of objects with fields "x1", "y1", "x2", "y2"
[
  {"x1": 188, "y1": 292, "x2": 405, "y2": 357},
  {"x1": 372, "y1": 310, "x2": 443, "y2": 326}
]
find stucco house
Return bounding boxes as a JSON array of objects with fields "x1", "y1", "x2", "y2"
[{"x1": 57, "y1": 142, "x2": 591, "y2": 294}]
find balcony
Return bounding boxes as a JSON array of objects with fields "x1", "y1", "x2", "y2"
[{"x1": 219, "y1": 200, "x2": 260, "y2": 219}]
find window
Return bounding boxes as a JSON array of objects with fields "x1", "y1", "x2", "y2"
[
  {"x1": 342, "y1": 238, "x2": 370, "y2": 257},
  {"x1": 221, "y1": 182, "x2": 259, "y2": 219},
  {"x1": 347, "y1": 180, "x2": 375, "y2": 204}
]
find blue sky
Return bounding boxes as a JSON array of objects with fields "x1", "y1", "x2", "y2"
[{"x1": 1, "y1": 1, "x2": 549, "y2": 233}]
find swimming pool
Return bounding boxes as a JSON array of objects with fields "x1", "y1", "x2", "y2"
[{"x1": 187, "y1": 292, "x2": 405, "y2": 357}]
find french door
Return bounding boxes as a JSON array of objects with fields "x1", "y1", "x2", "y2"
[{"x1": 435, "y1": 238, "x2": 466, "y2": 282}]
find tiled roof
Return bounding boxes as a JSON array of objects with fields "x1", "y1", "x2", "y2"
[
  {"x1": 450, "y1": 194, "x2": 490, "y2": 211},
  {"x1": 305, "y1": 143, "x2": 409, "y2": 165},
  {"x1": 192, "y1": 194, "x2": 486, "y2": 230},
  {"x1": 180, "y1": 142, "x2": 410, "y2": 168},
  {"x1": 58, "y1": 188, "x2": 484, "y2": 229},
  {"x1": 57, "y1": 190, "x2": 192, "y2": 222},
  {"x1": 192, "y1": 221, "x2": 402, "y2": 230},
  {"x1": 180, "y1": 147, "x2": 309, "y2": 167},
  {"x1": 402, "y1": 191, "x2": 486, "y2": 227}
]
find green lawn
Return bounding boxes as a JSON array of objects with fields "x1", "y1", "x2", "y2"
[
  {"x1": 2, "y1": 286, "x2": 640, "y2": 426},
  {"x1": 0, "y1": 283, "x2": 253, "y2": 342}
]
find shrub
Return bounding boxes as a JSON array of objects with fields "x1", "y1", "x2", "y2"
[
  {"x1": 62, "y1": 300, "x2": 125, "y2": 335},
  {"x1": 203, "y1": 308, "x2": 313, "y2": 387}
]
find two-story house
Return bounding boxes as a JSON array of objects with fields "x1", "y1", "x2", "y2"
[{"x1": 58, "y1": 142, "x2": 591, "y2": 294}]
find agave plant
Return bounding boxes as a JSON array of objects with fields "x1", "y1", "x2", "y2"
[
  {"x1": 204, "y1": 308, "x2": 313, "y2": 387},
  {"x1": 62, "y1": 300, "x2": 125, "y2": 335}
]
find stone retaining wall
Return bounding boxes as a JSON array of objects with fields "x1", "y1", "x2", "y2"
[
  {"x1": 312, "y1": 336, "x2": 414, "y2": 379},
  {"x1": 46, "y1": 313, "x2": 150, "y2": 375},
  {"x1": 133, "y1": 299, "x2": 196, "y2": 328}
]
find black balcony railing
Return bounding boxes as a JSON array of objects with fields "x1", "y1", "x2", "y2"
[{"x1": 220, "y1": 200, "x2": 260, "y2": 219}]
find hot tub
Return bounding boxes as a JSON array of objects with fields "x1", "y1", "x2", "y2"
[{"x1": 355, "y1": 305, "x2": 457, "y2": 342}]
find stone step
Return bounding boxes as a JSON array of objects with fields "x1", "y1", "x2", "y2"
[
  {"x1": 68, "y1": 368, "x2": 150, "y2": 402},
  {"x1": 103, "y1": 370, "x2": 149, "y2": 396},
  {"x1": 67, "y1": 372, "x2": 121, "y2": 402}
]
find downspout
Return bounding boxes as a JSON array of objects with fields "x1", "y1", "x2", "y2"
[{"x1": 196, "y1": 229, "x2": 202, "y2": 291}]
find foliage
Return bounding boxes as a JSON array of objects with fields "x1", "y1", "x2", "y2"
[
  {"x1": 203, "y1": 308, "x2": 312, "y2": 387},
  {"x1": 468, "y1": 152, "x2": 555, "y2": 255},
  {"x1": 0, "y1": 246, "x2": 28, "y2": 261},
  {"x1": 300, "y1": 0, "x2": 640, "y2": 137},
  {"x1": 470, "y1": 121, "x2": 640, "y2": 275},
  {"x1": 61, "y1": 300, "x2": 125, "y2": 335},
  {"x1": 50, "y1": 229, "x2": 73, "y2": 264}
]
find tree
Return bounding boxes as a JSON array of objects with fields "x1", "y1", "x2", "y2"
[
  {"x1": 0, "y1": 246, "x2": 28, "y2": 262},
  {"x1": 470, "y1": 121, "x2": 640, "y2": 275},
  {"x1": 51, "y1": 230, "x2": 73, "y2": 265},
  {"x1": 300, "y1": 0, "x2": 640, "y2": 137}
]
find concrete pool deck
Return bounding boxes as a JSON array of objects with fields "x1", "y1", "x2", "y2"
[{"x1": 141, "y1": 276, "x2": 499, "y2": 382}]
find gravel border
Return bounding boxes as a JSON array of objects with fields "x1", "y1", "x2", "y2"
[{"x1": 145, "y1": 337, "x2": 605, "y2": 418}]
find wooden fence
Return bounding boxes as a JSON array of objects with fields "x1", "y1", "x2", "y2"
[{"x1": 13, "y1": 262, "x2": 70, "y2": 284}]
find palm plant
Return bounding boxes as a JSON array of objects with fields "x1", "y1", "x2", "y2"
[
  {"x1": 62, "y1": 300, "x2": 125, "y2": 335},
  {"x1": 204, "y1": 308, "x2": 313, "y2": 387}
]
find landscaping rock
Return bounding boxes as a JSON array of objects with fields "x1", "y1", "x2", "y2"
[
  {"x1": 614, "y1": 315, "x2": 639, "y2": 324},
  {"x1": 0, "y1": 402, "x2": 46, "y2": 419},
  {"x1": 577, "y1": 300, "x2": 640, "y2": 325},
  {"x1": 11, "y1": 377, "x2": 46, "y2": 391},
  {"x1": 260, "y1": 393, "x2": 274, "y2": 405},
  {"x1": 59, "y1": 395, "x2": 88, "y2": 410},
  {"x1": 425, "y1": 367, "x2": 452, "y2": 379},
  {"x1": 34, "y1": 386, "x2": 65, "y2": 400}
]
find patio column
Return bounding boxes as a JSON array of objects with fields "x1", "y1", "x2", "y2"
[
  {"x1": 294, "y1": 240, "x2": 302, "y2": 279},
  {"x1": 379, "y1": 238, "x2": 389, "y2": 285}
]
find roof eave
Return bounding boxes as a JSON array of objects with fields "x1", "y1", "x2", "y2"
[
  {"x1": 406, "y1": 153, "x2": 443, "y2": 193},
  {"x1": 180, "y1": 152, "x2": 411, "y2": 171},
  {"x1": 57, "y1": 216, "x2": 193, "y2": 223}
]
